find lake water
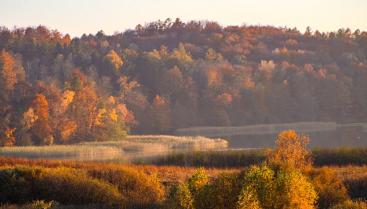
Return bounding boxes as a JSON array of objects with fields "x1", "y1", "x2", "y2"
[{"x1": 224, "y1": 126, "x2": 367, "y2": 149}]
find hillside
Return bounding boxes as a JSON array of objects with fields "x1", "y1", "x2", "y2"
[{"x1": 1, "y1": 19, "x2": 367, "y2": 145}]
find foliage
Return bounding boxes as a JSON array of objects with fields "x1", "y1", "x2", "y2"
[
  {"x1": 187, "y1": 168, "x2": 209, "y2": 194},
  {"x1": 0, "y1": 21, "x2": 367, "y2": 142},
  {"x1": 203, "y1": 173, "x2": 242, "y2": 209},
  {"x1": 167, "y1": 183, "x2": 194, "y2": 209},
  {"x1": 86, "y1": 166, "x2": 165, "y2": 207},
  {"x1": 0, "y1": 155, "x2": 366, "y2": 209},
  {"x1": 309, "y1": 167, "x2": 349, "y2": 209},
  {"x1": 0, "y1": 166, "x2": 124, "y2": 206},
  {"x1": 237, "y1": 164, "x2": 317, "y2": 209},
  {"x1": 267, "y1": 130, "x2": 312, "y2": 171}
]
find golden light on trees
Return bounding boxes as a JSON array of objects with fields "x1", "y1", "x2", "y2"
[
  {"x1": 105, "y1": 50, "x2": 123, "y2": 72},
  {"x1": 267, "y1": 130, "x2": 312, "y2": 171}
]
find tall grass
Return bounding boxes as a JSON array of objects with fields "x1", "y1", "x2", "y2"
[
  {"x1": 0, "y1": 145, "x2": 123, "y2": 161},
  {"x1": 0, "y1": 135, "x2": 228, "y2": 163},
  {"x1": 151, "y1": 147, "x2": 367, "y2": 167}
]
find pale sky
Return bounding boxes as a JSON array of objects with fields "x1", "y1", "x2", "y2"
[{"x1": 1, "y1": 0, "x2": 366, "y2": 37}]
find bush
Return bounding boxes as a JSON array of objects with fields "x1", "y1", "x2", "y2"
[
  {"x1": 86, "y1": 166, "x2": 164, "y2": 208},
  {"x1": 206, "y1": 173, "x2": 242, "y2": 209},
  {"x1": 309, "y1": 168, "x2": 349, "y2": 209},
  {"x1": 166, "y1": 183, "x2": 194, "y2": 209},
  {"x1": 0, "y1": 166, "x2": 123, "y2": 206},
  {"x1": 237, "y1": 164, "x2": 317, "y2": 209}
]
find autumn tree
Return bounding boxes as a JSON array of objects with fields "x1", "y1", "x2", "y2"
[
  {"x1": 237, "y1": 164, "x2": 317, "y2": 209},
  {"x1": 168, "y1": 183, "x2": 194, "y2": 209},
  {"x1": 309, "y1": 168, "x2": 349, "y2": 209},
  {"x1": 145, "y1": 95, "x2": 172, "y2": 133},
  {"x1": 267, "y1": 130, "x2": 312, "y2": 171},
  {"x1": 30, "y1": 93, "x2": 53, "y2": 145},
  {"x1": 0, "y1": 50, "x2": 17, "y2": 92},
  {"x1": 105, "y1": 49, "x2": 123, "y2": 75},
  {"x1": 0, "y1": 127, "x2": 16, "y2": 146}
]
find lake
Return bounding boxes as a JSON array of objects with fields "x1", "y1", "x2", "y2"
[{"x1": 176, "y1": 122, "x2": 367, "y2": 149}]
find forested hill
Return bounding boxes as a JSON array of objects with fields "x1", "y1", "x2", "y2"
[{"x1": 1, "y1": 18, "x2": 367, "y2": 145}]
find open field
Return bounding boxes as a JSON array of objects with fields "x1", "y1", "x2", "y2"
[{"x1": 0, "y1": 135, "x2": 228, "y2": 163}]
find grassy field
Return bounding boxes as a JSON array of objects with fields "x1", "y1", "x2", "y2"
[{"x1": 0, "y1": 135, "x2": 228, "y2": 163}]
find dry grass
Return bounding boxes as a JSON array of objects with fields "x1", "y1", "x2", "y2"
[
  {"x1": 0, "y1": 157, "x2": 239, "y2": 185},
  {"x1": 0, "y1": 135, "x2": 228, "y2": 163},
  {"x1": 0, "y1": 145, "x2": 123, "y2": 161},
  {"x1": 330, "y1": 165, "x2": 367, "y2": 181}
]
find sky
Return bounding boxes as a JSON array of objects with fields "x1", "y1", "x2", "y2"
[{"x1": 1, "y1": 0, "x2": 366, "y2": 37}]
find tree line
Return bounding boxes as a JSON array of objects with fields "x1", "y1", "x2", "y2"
[{"x1": 1, "y1": 18, "x2": 367, "y2": 145}]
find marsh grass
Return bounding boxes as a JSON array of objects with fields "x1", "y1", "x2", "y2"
[
  {"x1": 151, "y1": 147, "x2": 367, "y2": 167},
  {"x1": 0, "y1": 135, "x2": 228, "y2": 162},
  {"x1": 0, "y1": 145, "x2": 123, "y2": 161}
]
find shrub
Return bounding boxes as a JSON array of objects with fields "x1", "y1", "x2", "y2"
[
  {"x1": 237, "y1": 164, "x2": 317, "y2": 209},
  {"x1": 166, "y1": 169, "x2": 243, "y2": 209},
  {"x1": 86, "y1": 166, "x2": 164, "y2": 207},
  {"x1": 207, "y1": 173, "x2": 242, "y2": 209},
  {"x1": 166, "y1": 183, "x2": 194, "y2": 209},
  {"x1": 187, "y1": 168, "x2": 211, "y2": 209},
  {"x1": 237, "y1": 165, "x2": 275, "y2": 209},
  {"x1": 0, "y1": 166, "x2": 123, "y2": 206},
  {"x1": 309, "y1": 168, "x2": 349, "y2": 209},
  {"x1": 187, "y1": 168, "x2": 208, "y2": 194},
  {"x1": 275, "y1": 169, "x2": 317, "y2": 209}
]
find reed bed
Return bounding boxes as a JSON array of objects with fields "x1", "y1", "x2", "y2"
[{"x1": 0, "y1": 135, "x2": 228, "y2": 162}]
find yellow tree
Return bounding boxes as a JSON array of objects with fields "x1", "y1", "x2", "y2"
[
  {"x1": 237, "y1": 164, "x2": 317, "y2": 209},
  {"x1": 267, "y1": 130, "x2": 312, "y2": 171},
  {"x1": 105, "y1": 49, "x2": 123, "y2": 72},
  {"x1": 0, "y1": 128, "x2": 16, "y2": 146},
  {"x1": 30, "y1": 93, "x2": 53, "y2": 145}
]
